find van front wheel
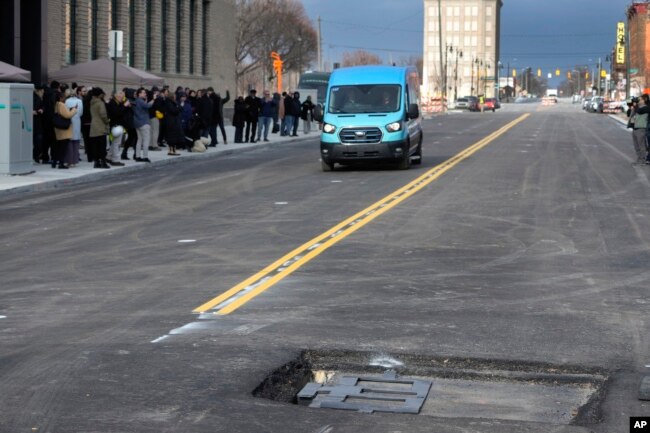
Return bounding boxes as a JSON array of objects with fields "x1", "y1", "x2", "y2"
[
  {"x1": 397, "y1": 150, "x2": 411, "y2": 170},
  {"x1": 321, "y1": 160, "x2": 334, "y2": 171}
]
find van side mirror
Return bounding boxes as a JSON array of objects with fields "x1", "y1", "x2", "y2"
[
  {"x1": 408, "y1": 103, "x2": 420, "y2": 119},
  {"x1": 313, "y1": 104, "x2": 323, "y2": 122}
]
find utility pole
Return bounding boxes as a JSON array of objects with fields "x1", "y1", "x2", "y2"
[
  {"x1": 437, "y1": 0, "x2": 445, "y2": 107},
  {"x1": 317, "y1": 16, "x2": 322, "y2": 71},
  {"x1": 597, "y1": 57, "x2": 602, "y2": 96}
]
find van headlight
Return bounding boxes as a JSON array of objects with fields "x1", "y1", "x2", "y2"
[
  {"x1": 323, "y1": 123, "x2": 336, "y2": 134},
  {"x1": 386, "y1": 122, "x2": 402, "y2": 132}
]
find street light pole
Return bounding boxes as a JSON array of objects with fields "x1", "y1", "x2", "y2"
[{"x1": 454, "y1": 49, "x2": 463, "y2": 101}]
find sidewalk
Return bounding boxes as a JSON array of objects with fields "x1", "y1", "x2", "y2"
[{"x1": 0, "y1": 124, "x2": 315, "y2": 197}]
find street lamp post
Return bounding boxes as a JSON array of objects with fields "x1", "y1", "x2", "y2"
[
  {"x1": 470, "y1": 57, "x2": 475, "y2": 95},
  {"x1": 454, "y1": 49, "x2": 463, "y2": 101}
]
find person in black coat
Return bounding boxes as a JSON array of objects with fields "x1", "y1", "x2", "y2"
[
  {"x1": 162, "y1": 94, "x2": 184, "y2": 155},
  {"x1": 40, "y1": 80, "x2": 60, "y2": 163},
  {"x1": 196, "y1": 89, "x2": 213, "y2": 141},
  {"x1": 232, "y1": 96, "x2": 247, "y2": 143},
  {"x1": 32, "y1": 85, "x2": 45, "y2": 163},
  {"x1": 210, "y1": 89, "x2": 230, "y2": 145},
  {"x1": 244, "y1": 89, "x2": 261, "y2": 143},
  {"x1": 290, "y1": 92, "x2": 302, "y2": 136},
  {"x1": 121, "y1": 87, "x2": 137, "y2": 160}
]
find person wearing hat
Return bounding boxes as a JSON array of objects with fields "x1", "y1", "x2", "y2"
[
  {"x1": 89, "y1": 87, "x2": 111, "y2": 169},
  {"x1": 244, "y1": 89, "x2": 261, "y2": 143}
]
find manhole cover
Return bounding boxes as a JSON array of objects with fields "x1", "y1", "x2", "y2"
[
  {"x1": 253, "y1": 350, "x2": 609, "y2": 425},
  {"x1": 297, "y1": 370, "x2": 431, "y2": 414}
]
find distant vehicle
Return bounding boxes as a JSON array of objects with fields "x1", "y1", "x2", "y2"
[
  {"x1": 315, "y1": 65, "x2": 423, "y2": 171},
  {"x1": 484, "y1": 98, "x2": 499, "y2": 111},
  {"x1": 542, "y1": 95, "x2": 557, "y2": 105},
  {"x1": 546, "y1": 88, "x2": 558, "y2": 98},
  {"x1": 582, "y1": 97, "x2": 592, "y2": 110},
  {"x1": 298, "y1": 71, "x2": 331, "y2": 105},
  {"x1": 455, "y1": 97, "x2": 470, "y2": 109},
  {"x1": 461, "y1": 96, "x2": 480, "y2": 111},
  {"x1": 588, "y1": 96, "x2": 604, "y2": 113}
]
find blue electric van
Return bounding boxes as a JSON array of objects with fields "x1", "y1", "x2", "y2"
[{"x1": 316, "y1": 65, "x2": 423, "y2": 171}]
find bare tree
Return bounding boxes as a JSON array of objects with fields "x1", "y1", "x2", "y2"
[
  {"x1": 236, "y1": 0, "x2": 317, "y2": 89},
  {"x1": 397, "y1": 55, "x2": 423, "y2": 78},
  {"x1": 342, "y1": 50, "x2": 383, "y2": 67}
]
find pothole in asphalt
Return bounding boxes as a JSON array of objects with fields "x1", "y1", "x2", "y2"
[{"x1": 252, "y1": 350, "x2": 608, "y2": 425}]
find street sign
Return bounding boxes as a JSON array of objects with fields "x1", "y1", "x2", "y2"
[{"x1": 630, "y1": 68, "x2": 639, "y2": 74}]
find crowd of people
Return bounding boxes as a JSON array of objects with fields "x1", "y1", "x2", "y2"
[{"x1": 32, "y1": 81, "x2": 316, "y2": 169}]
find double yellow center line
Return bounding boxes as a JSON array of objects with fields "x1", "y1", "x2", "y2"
[{"x1": 193, "y1": 114, "x2": 530, "y2": 315}]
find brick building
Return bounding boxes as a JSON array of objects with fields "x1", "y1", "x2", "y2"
[
  {"x1": 0, "y1": 0, "x2": 236, "y2": 94},
  {"x1": 627, "y1": 2, "x2": 650, "y2": 96}
]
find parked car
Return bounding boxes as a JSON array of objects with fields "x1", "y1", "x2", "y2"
[
  {"x1": 466, "y1": 96, "x2": 480, "y2": 111},
  {"x1": 588, "y1": 96, "x2": 604, "y2": 113},
  {"x1": 455, "y1": 96, "x2": 479, "y2": 111},
  {"x1": 582, "y1": 97, "x2": 592, "y2": 110},
  {"x1": 484, "y1": 98, "x2": 500, "y2": 111},
  {"x1": 455, "y1": 97, "x2": 470, "y2": 109}
]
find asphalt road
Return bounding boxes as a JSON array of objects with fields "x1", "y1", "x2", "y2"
[{"x1": 1, "y1": 100, "x2": 649, "y2": 433}]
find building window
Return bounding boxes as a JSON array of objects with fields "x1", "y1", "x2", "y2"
[
  {"x1": 90, "y1": 0, "x2": 98, "y2": 59},
  {"x1": 64, "y1": 0, "x2": 77, "y2": 64},
  {"x1": 110, "y1": 0, "x2": 119, "y2": 29},
  {"x1": 176, "y1": 0, "x2": 182, "y2": 73},
  {"x1": 144, "y1": 0, "x2": 152, "y2": 70},
  {"x1": 486, "y1": 6, "x2": 492, "y2": 17},
  {"x1": 486, "y1": 22, "x2": 492, "y2": 32},
  {"x1": 202, "y1": 1, "x2": 208, "y2": 75},
  {"x1": 161, "y1": 0, "x2": 168, "y2": 72},
  {"x1": 486, "y1": 36, "x2": 492, "y2": 47},
  {"x1": 428, "y1": 6, "x2": 437, "y2": 17},
  {"x1": 189, "y1": 0, "x2": 195, "y2": 74},
  {"x1": 128, "y1": 0, "x2": 135, "y2": 66}
]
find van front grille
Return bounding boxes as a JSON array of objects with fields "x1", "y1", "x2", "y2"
[{"x1": 339, "y1": 127, "x2": 382, "y2": 144}]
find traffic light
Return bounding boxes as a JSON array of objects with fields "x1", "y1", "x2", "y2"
[
  {"x1": 585, "y1": 72, "x2": 589, "y2": 79},
  {"x1": 512, "y1": 69, "x2": 516, "y2": 77},
  {"x1": 537, "y1": 68, "x2": 541, "y2": 77},
  {"x1": 555, "y1": 68, "x2": 560, "y2": 76},
  {"x1": 600, "y1": 69, "x2": 607, "y2": 78},
  {"x1": 567, "y1": 71, "x2": 571, "y2": 79}
]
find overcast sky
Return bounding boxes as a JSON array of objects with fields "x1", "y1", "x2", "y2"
[{"x1": 301, "y1": 0, "x2": 630, "y2": 86}]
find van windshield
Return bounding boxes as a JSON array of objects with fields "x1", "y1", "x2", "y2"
[{"x1": 328, "y1": 84, "x2": 401, "y2": 114}]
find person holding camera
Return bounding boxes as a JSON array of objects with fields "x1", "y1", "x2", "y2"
[{"x1": 628, "y1": 95, "x2": 650, "y2": 165}]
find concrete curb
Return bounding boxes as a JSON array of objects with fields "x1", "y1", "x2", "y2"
[{"x1": 0, "y1": 133, "x2": 314, "y2": 197}]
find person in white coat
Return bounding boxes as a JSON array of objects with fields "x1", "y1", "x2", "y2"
[{"x1": 64, "y1": 89, "x2": 83, "y2": 167}]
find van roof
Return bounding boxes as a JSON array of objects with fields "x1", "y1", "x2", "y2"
[{"x1": 328, "y1": 65, "x2": 414, "y2": 86}]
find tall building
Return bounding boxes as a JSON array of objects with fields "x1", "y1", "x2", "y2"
[
  {"x1": 627, "y1": 2, "x2": 650, "y2": 97},
  {"x1": 422, "y1": 0, "x2": 502, "y2": 102},
  {"x1": 0, "y1": 0, "x2": 236, "y2": 93}
]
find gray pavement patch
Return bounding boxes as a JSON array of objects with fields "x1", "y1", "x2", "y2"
[
  {"x1": 640, "y1": 376, "x2": 650, "y2": 400},
  {"x1": 254, "y1": 350, "x2": 609, "y2": 426}
]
